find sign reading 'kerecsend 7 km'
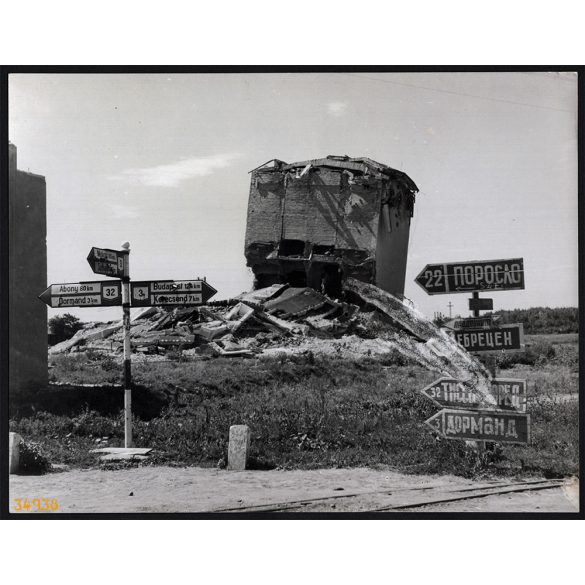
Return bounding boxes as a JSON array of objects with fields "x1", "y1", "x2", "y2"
[
  {"x1": 415, "y1": 258, "x2": 524, "y2": 295},
  {"x1": 131, "y1": 280, "x2": 218, "y2": 307}
]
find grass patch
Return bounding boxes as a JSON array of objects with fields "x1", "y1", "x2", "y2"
[{"x1": 11, "y1": 350, "x2": 579, "y2": 479}]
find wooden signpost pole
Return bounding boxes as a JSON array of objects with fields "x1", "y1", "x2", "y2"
[
  {"x1": 42, "y1": 244, "x2": 218, "y2": 457},
  {"x1": 471, "y1": 291, "x2": 487, "y2": 454},
  {"x1": 120, "y1": 242, "x2": 132, "y2": 448}
]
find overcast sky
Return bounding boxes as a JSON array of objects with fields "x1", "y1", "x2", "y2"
[{"x1": 9, "y1": 72, "x2": 578, "y2": 322}]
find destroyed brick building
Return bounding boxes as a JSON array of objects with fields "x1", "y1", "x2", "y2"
[{"x1": 244, "y1": 156, "x2": 418, "y2": 298}]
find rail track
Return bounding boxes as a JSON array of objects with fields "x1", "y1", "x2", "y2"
[{"x1": 213, "y1": 478, "x2": 568, "y2": 513}]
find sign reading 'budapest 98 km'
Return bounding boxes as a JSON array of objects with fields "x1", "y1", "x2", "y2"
[
  {"x1": 131, "y1": 280, "x2": 218, "y2": 307},
  {"x1": 424, "y1": 409, "x2": 530, "y2": 444},
  {"x1": 415, "y1": 258, "x2": 524, "y2": 295},
  {"x1": 38, "y1": 281, "x2": 122, "y2": 308}
]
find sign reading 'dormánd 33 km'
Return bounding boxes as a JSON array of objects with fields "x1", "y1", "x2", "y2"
[
  {"x1": 87, "y1": 247, "x2": 126, "y2": 278},
  {"x1": 424, "y1": 409, "x2": 530, "y2": 444},
  {"x1": 420, "y1": 377, "x2": 527, "y2": 412},
  {"x1": 415, "y1": 258, "x2": 524, "y2": 295},
  {"x1": 131, "y1": 280, "x2": 218, "y2": 307},
  {"x1": 38, "y1": 281, "x2": 122, "y2": 308}
]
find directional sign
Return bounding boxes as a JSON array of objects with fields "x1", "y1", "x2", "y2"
[
  {"x1": 415, "y1": 258, "x2": 524, "y2": 295},
  {"x1": 454, "y1": 323, "x2": 524, "y2": 354},
  {"x1": 443, "y1": 316, "x2": 499, "y2": 330},
  {"x1": 420, "y1": 377, "x2": 527, "y2": 412},
  {"x1": 424, "y1": 409, "x2": 530, "y2": 444},
  {"x1": 131, "y1": 280, "x2": 217, "y2": 307},
  {"x1": 38, "y1": 281, "x2": 122, "y2": 308},
  {"x1": 420, "y1": 378, "x2": 491, "y2": 410},
  {"x1": 87, "y1": 247, "x2": 125, "y2": 278},
  {"x1": 490, "y1": 379, "x2": 527, "y2": 413},
  {"x1": 469, "y1": 297, "x2": 493, "y2": 311}
]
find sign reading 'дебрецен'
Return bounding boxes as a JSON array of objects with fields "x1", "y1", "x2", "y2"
[{"x1": 454, "y1": 323, "x2": 524, "y2": 353}]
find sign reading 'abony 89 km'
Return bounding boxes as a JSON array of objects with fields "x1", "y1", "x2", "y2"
[
  {"x1": 424, "y1": 409, "x2": 530, "y2": 444},
  {"x1": 415, "y1": 258, "x2": 524, "y2": 295},
  {"x1": 38, "y1": 281, "x2": 122, "y2": 308}
]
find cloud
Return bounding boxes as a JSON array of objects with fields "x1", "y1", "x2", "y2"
[
  {"x1": 107, "y1": 203, "x2": 140, "y2": 219},
  {"x1": 111, "y1": 153, "x2": 242, "y2": 188},
  {"x1": 327, "y1": 101, "x2": 348, "y2": 117}
]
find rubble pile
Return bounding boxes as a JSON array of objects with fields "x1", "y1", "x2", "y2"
[{"x1": 49, "y1": 280, "x2": 493, "y2": 403}]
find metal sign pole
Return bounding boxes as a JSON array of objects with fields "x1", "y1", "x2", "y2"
[{"x1": 120, "y1": 241, "x2": 132, "y2": 448}]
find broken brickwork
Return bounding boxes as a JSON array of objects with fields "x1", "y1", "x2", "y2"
[{"x1": 244, "y1": 156, "x2": 418, "y2": 297}]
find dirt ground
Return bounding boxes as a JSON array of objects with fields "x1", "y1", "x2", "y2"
[{"x1": 8, "y1": 466, "x2": 579, "y2": 514}]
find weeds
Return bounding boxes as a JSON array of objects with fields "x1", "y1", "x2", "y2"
[
  {"x1": 14, "y1": 339, "x2": 579, "y2": 479},
  {"x1": 18, "y1": 441, "x2": 51, "y2": 475}
]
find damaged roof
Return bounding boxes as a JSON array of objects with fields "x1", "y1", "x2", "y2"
[{"x1": 250, "y1": 155, "x2": 418, "y2": 192}]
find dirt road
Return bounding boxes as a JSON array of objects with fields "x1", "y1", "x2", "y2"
[{"x1": 8, "y1": 466, "x2": 579, "y2": 514}]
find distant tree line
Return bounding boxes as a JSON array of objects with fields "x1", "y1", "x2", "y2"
[{"x1": 490, "y1": 307, "x2": 578, "y2": 334}]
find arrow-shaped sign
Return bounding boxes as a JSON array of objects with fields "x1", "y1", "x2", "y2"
[
  {"x1": 420, "y1": 377, "x2": 489, "y2": 409},
  {"x1": 131, "y1": 280, "x2": 217, "y2": 307},
  {"x1": 39, "y1": 281, "x2": 122, "y2": 308},
  {"x1": 420, "y1": 377, "x2": 526, "y2": 412},
  {"x1": 442, "y1": 316, "x2": 500, "y2": 330},
  {"x1": 424, "y1": 409, "x2": 530, "y2": 444},
  {"x1": 415, "y1": 258, "x2": 525, "y2": 295},
  {"x1": 87, "y1": 247, "x2": 126, "y2": 278}
]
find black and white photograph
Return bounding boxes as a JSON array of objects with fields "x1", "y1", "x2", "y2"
[{"x1": 3, "y1": 68, "x2": 580, "y2": 517}]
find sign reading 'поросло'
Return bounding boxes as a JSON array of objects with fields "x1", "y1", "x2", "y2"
[{"x1": 415, "y1": 258, "x2": 525, "y2": 295}]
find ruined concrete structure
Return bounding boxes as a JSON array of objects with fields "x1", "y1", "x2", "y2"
[
  {"x1": 244, "y1": 156, "x2": 418, "y2": 297},
  {"x1": 9, "y1": 143, "x2": 48, "y2": 394}
]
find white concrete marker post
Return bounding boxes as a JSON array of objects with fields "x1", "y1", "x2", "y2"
[
  {"x1": 121, "y1": 242, "x2": 132, "y2": 448},
  {"x1": 9, "y1": 432, "x2": 22, "y2": 474},
  {"x1": 228, "y1": 425, "x2": 251, "y2": 470}
]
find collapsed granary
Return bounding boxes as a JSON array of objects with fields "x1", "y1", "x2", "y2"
[
  {"x1": 48, "y1": 155, "x2": 496, "y2": 405},
  {"x1": 244, "y1": 156, "x2": 418, "y2": 298}
]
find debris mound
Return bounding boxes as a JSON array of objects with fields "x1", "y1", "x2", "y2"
[{"x1": 49, "y1": 280, "x2": 493, "y2": 404}]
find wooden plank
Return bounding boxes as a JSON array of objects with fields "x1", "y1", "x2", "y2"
[
  {"x1": 91, "y1": 447, "x2": 152, "y2": 455},
  {"x1": 99, "y1": 453, "x2": 150, "y2": 461}
]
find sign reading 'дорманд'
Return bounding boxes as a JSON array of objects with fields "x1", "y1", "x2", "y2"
[{"x1": 424, "y1": 409, "x2": 530, "y2": 444}]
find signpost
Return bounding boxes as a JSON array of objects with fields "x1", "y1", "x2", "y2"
[
  {"x1": 424, "y1": 409, "x2": 530, "y2": 445},
  {"x1": 453, "y1": 323, "x2": 524, "y2": 354},
  {"x1": 87, "y1": 247, "x2": 126, "y2": 278},
  {"x1": 415, "y1": 258, "x2": 525, "y2": 295},
  {"x1": 40, "y1": 243, "x2": 218, "y2": 451},
  {"x1": 38, "y1": 281, "x2": 122, "y2": 308},
  {"x1": 119, "y1": 243, "x2": 131, "y2": 448},
  {"x1": 131, "y1": 280, "x2": 217, "y2": 307},
  {"x1": 416, "y1": 256, "x2": 529, "y2": 449},
  {"x1": 420, "y1": 377, "x2": 527, "y2": 412}
]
